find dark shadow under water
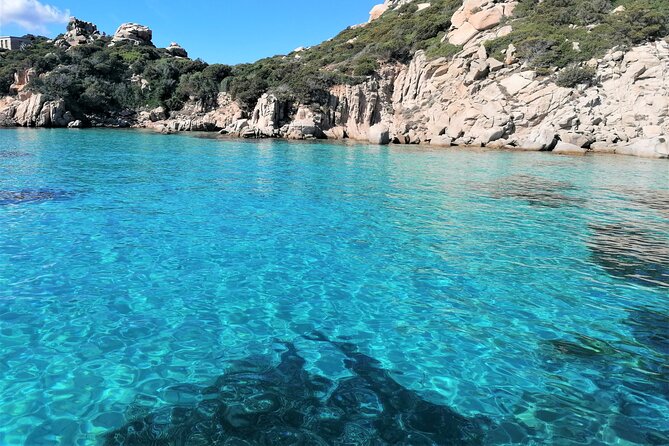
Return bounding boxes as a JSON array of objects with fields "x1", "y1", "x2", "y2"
[
  {"x1": 104, "y1": 332, "x2": 491, "y2": 445},
  {"x1": 487, "y1": 175, "x2": 585, "y2": 208},
  {"x1": 0, "y1": 151, "x2": 32, "y2": 158},
  {"x1": 534, "y1": 309, "x2": 669, "y2": 445},
  {"x1": 0, "y1": 189, "x2": 73, "y2": 205},
  {"x1": 588, "y1": 222, "x2": 669, "y2": 288}
]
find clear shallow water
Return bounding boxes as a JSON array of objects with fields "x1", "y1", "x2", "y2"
[{"x1": 0, "y1": 128, "x2": 667, "y2": 445}]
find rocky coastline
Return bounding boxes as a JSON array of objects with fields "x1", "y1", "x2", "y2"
[{"x1": 1, "y1": 0, "x2": 667, "y2": 159}]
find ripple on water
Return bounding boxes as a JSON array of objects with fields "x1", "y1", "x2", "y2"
[{"x1": 1, "y1": 130, "x2": 667, "y2": 446}]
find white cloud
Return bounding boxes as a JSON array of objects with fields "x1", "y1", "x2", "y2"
[{"x1": 0, "y1": 0, "x2": 70, "y2": 34}]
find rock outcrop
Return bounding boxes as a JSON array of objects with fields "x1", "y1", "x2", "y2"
[
  {"x1": 111, "y1": 23, "x2": 153, "y2": 46},
  {"x1": 0, "y1": 93, "x2": 73, "y2": 127},
  {"x1": 9, "y1": 68, "x2": 36, "y2": 97},
  {"x1": 1, "y1": 8, "x2": 667, "y2": 160},
  {"x1": 126, "y1": 35, "x2": 669, "y2": 159},
  {"x1": 55, "y1": 17, "x2": 102, "y2": 47},
  {"x1": 448, "y1": 0, "x2": 516, "y2": 46},
  {"x1": 369, "y1": 0, "x2": 418, "y2": 21},
  {"x1": 166, "y1": 42, "x2": 188, "y2": 58}
]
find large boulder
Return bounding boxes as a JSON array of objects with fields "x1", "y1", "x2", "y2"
[
  {"x1": 446, "y1": 22, "x2": 479, "y2": 46},
  {"x1": 369, "y1": 4, "x2": 389, "y2": 21},
  {"x1": 519, "y1": 128, "x2": 558, "y2": 151},
  {"x1": 553, "y1": 141, "x2": 587, "y2": 155},
  {"x1": 166, "y1": 42, "x2": 188, "y2": 58},
  {"x1": 368, "y1": 124, "x2": 390, "y2": 145},
  {"x1": 468, "y1": 6, "x2": 504, "y2": 31},
  {"x1": 616, "y1": 137, "x2": 669, "y2": 159},
  {"x1": 111, "y1": 23, "x2": 153, "y2": 46},
  {"x1": 149, "y1": 106, "x2": 167, "y2": 122},
  {"x1": 250, "y1": 94, "x2": 285, "y2": 137},
  {"x1": 38, "y1": 100, "x2": 74, "y2": 127},
  {"x1": 13, "y1": 94, "x2": 47, "y2": 127}
]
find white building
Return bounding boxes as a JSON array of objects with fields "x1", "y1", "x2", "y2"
[{"x1": 0, "y1": 36, "x2": 31, "y2": 51}]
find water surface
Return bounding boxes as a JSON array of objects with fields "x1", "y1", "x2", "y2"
[{"x1": 0, "y1": 129, "x2": 667, "y2": 445}]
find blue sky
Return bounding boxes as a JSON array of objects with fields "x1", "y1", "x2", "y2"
[{"x1": 1, "y1": 0, "x2": 380, "y2": 64}]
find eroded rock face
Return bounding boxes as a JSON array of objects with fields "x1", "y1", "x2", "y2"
[
  {"x1": 250, "y1": 93, "x2": 286, "y2": 137},
  {"x1": 150, "y1": 33, "x2": 668, "y2": 158},
  {"x1": 0, "y1": 93, "x2": 74, "y2": 128},
  {"x1": 284, "y1": 106, "x2": 325, "y2": 140},
  {"x1": 9, "y1": 68, "x2": 36, "y2": 97},
  {"x1": 369, "y1": 3, "x2": 389, "y2": 21},
  {"x1": 2, "y1": 2, "x2": 666, "y2": 159},
  {"x1": 111, "y1": 23, "x2": 153, "y2": 46}
]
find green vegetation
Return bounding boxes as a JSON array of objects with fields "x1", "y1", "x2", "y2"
[
  {"x1": 1, "y1": 0, "x2": 668, "y2": 119},
  {"x1": 555, "y1": 65, "x2": 596, "y2": 87},
  {"x1": 0, "y1": 37, "x2": 232, "y2": 115},
  {"x1": 223, "y1": 0, "x2": 463, "y2": 109},
  {"x1": 0, "y1": 35, "x2": 50, "y2": 94},
  {"x1": 0, "y1": 0, "x2": 462, "y2": 114},
  {"x1": 485, "y1": 0, "x2": 669, "y2": 69}
]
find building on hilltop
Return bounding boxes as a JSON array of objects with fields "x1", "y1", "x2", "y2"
[{"x1": 0, "y1": 36, "x2": 31, "y2": 50}]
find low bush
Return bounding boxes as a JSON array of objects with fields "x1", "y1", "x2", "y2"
[
  {"x1": 485, "y1": 0, "x2": 669, "y2": 69},
  {"x1": 555, "y1": 65, "x2": 596, "y2": 87}
]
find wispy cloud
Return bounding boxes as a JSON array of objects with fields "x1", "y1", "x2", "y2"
[{"x1": 0, "y1": 0, "x2": 70, "y2": 34}]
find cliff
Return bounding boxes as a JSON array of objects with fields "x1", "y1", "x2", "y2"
[{"x1": 1, "y1": 1, "x2": 668, "y2": 158}]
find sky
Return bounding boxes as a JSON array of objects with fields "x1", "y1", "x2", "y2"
[{"x1": 0, "y1": 0, "x2": 380, "y2": 64}]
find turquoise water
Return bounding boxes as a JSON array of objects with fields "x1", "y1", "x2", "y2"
[{"x1": 0, "y1": 128, "x2": 667, "y2": 445}]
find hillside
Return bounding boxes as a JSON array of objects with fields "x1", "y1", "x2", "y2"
[{"x1": 1, "y1": 0, "x2": 668, "y2": 157}]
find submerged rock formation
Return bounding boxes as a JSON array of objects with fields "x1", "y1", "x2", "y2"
[
  {"x1": 0, "y1": 189, "x2": 73, "y2": 205},
  {"x1": 103, "y1": 334, "x2": 491, "y2": 445},
  {"x1": 588, "y1": 221, "x2": 669, "y2": 288}
]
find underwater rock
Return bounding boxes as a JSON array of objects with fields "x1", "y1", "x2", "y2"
[
  {"x1": 0, "y1": 189, "x2": 73, "y2": 205},
  {"x1": 487, "y1": 175, "x2": 585, "y2": 208},
  {"x1": 0, "y1": 151, "x2": 31, "y2": 158},
  {"x1": 625, "y1": 189, "x2": 669, "y2": 219},
  {"x1": 626, "y1": 307, "x2": 669, "y2": 356},
  {"x1": 103, "y1": 334, "x2": 491, "y2": 445},
  {"x1": 588, "y1": 222, "x2": 669, "y2": 288},
  {"x1": 544, "y1": 335, "x2": 621, "y2": 359}
]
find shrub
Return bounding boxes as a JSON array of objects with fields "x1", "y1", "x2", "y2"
[
  {"x1": 425, "y1": 41, "x2": 461, "y2": 60},
  {"x1": 556, "y1": 65, "x2": 596, "y2": 87},
  {"x1": 224, "y1": 0, "x2": 463, "y2": 109},
  {"x1": 485, "y1": 0, "x2": 669, "y2": 69},
  {"x1": 352, "y1": 57, "x2": 379, "y2": 76}
]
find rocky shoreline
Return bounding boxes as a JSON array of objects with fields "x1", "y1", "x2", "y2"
[{"x1": 1, "y1": 0, "x2": 667, "y2": 159}]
